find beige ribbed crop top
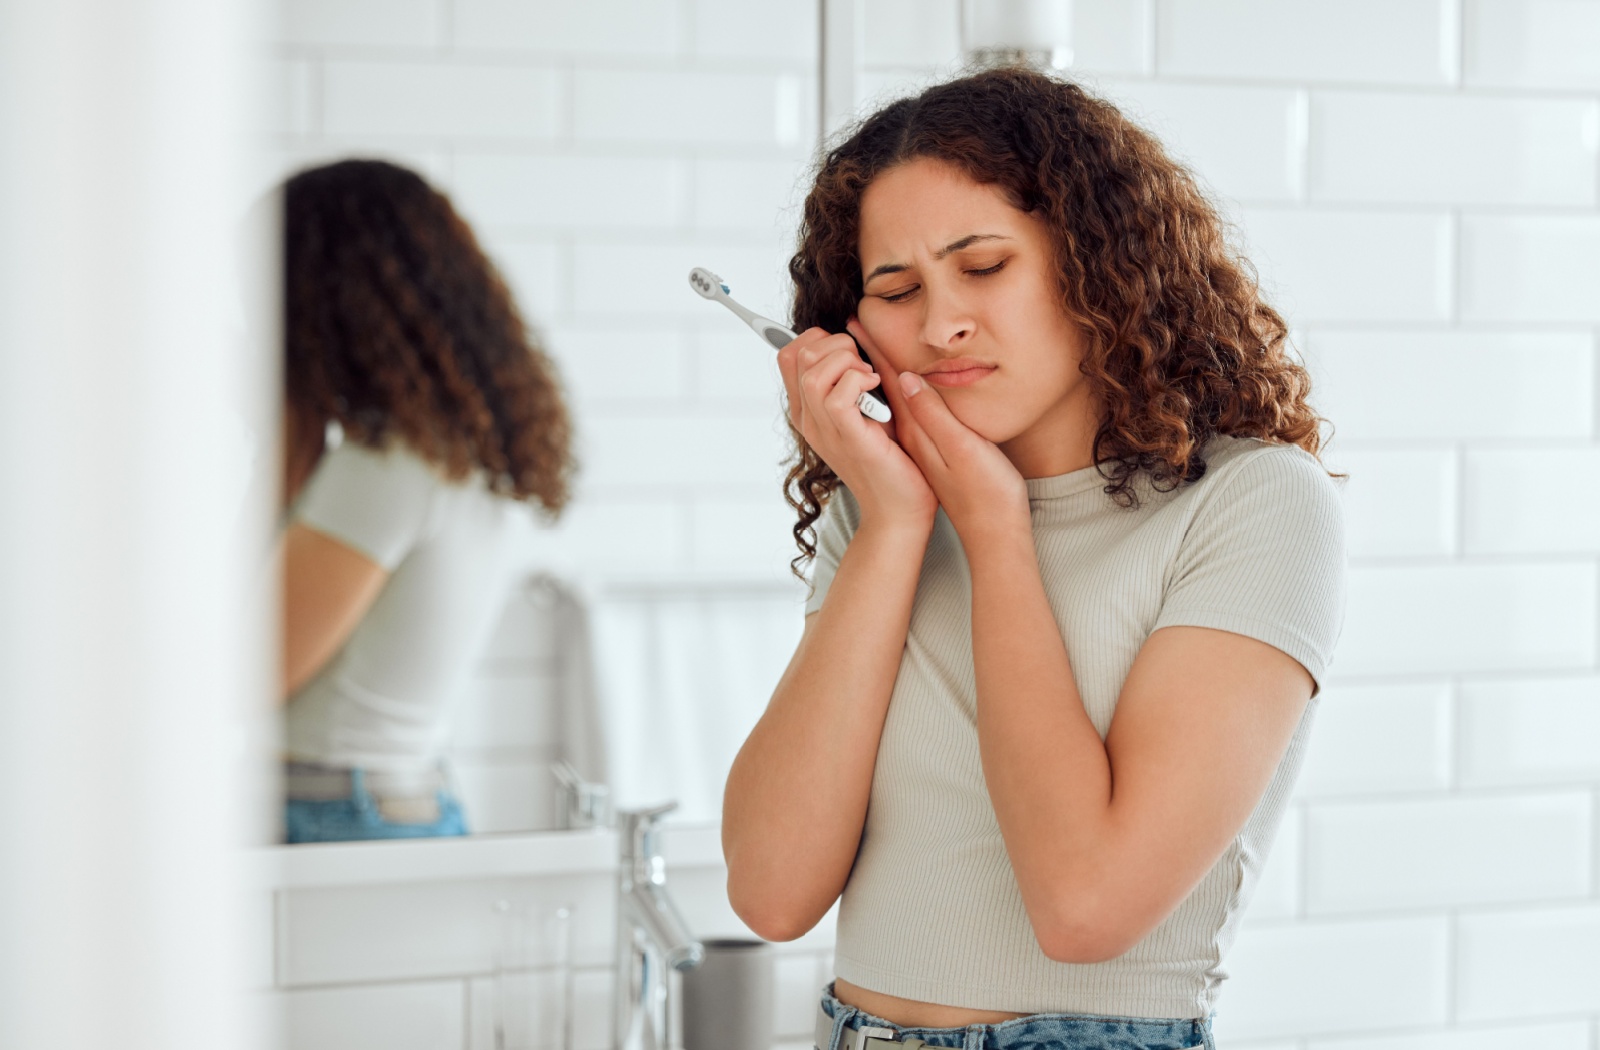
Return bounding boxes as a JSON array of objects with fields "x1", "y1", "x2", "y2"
[{"x1": 803, "y1": 434, "x2": 1348, "y2": 1019}]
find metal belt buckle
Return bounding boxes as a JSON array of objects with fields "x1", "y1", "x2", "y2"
[{"x1": 859, "y1": 1026, "x2": 924, "y2": 1049}]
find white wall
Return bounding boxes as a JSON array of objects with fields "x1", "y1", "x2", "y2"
[
  {"x1": 0, "y1": 1, "x2": 276, "y2": 1050},
  {"x1": 266, "y1": 1, "x2": 1600, "y2": 1048}
]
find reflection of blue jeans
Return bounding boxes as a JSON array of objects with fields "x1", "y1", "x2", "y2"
[
  {"x1": 284, "y1": 768, "x2": 470, "y2": 844},
  {"x1": 817, "y1": 983, "x2": 1214, "y2": 1049}
]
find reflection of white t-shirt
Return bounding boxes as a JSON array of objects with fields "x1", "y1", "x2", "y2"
[{"x1": 285, "y1": 441, "x2": 523, "y2": 774}]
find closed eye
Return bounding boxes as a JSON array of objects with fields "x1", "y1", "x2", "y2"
[{"x1": 875, "y1": 259, "x2": 1007, "y2": 303}]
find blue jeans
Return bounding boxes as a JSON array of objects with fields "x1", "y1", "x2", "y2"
[
  {"x1": 817, "y1": 983, "x2": 1215, "y2": 1050},
  {"x1": 283, "y1": 768, "x2": 469, "y2": 844}
]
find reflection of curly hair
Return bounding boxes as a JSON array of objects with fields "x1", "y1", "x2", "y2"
[
  {"x1": 785, "y1": 66, "x2": 1340, "y2": 573},
  {"x1": 284, "y1": 159, "x2": 573, "y2": 513}
]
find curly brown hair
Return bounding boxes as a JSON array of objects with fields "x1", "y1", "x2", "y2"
[
  {"x1": 784, "y1": 66, "x2": 1339, "y2": 573},
  {"x1": 284, "y1": 158, "x2": 574, "y2": 513}
]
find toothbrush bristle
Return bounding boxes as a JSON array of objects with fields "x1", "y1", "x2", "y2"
[{"x1": 688, "y1": 267, "x2": 728, "y2": 300}]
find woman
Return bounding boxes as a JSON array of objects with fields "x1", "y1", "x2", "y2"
[
  {"x1": 723, "y1": 68, "x2": 1347, "y2": 1049},
  {"x1": 279, "y1": 158, "x2": 574, "y2": 844}
]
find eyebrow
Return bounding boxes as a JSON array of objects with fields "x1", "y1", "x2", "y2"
[{"x1": 863, "y1": 233, "x2": 1012, "y2": 283}]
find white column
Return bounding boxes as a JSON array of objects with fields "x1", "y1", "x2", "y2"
[{"x1": 0, "y1": 1, "x2": 274, "y2": 1048}]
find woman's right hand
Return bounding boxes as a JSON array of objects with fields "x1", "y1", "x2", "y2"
[{"x1": 777, "y1": 327, "x2": 936, "y2": 530}]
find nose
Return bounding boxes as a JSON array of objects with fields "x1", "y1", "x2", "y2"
[{"x1": 918, "y1": 284, "x2": 975, "y2": 350}]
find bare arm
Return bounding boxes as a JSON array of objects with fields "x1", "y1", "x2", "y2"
[
  {"x1": 967, "y1": 525, "x2": 1312, "y2": 963},
  {"x1": 722, "y1": 324, "x2": 937, "y2": 941},
  {"x1": 884, "y1": 369, "x2": 1318, "y2": 963},
  {"x1": 722, "y1": 516, "x2": 931, "y2": 940},
  {"x1": 280, "y1": 522, "x2": 389, "y2": 698}
]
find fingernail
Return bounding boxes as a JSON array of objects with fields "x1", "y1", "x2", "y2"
[{"x1": 899, "y1": 371, "x2": 923, "y2": 397}]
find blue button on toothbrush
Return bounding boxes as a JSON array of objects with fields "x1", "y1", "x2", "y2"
[{"x1": 688, "y1": 267, "x2": 892, "y2": 423}]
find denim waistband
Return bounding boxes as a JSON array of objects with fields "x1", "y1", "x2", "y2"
[
  {"x1": 818, "y1": 984, "x2": 1213, "y2": 1050},
  {"x1": 283, "y1": 760, "x2": 447, "y2": 801}
]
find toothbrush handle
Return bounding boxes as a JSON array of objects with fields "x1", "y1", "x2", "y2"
[{"x1": 708, "y1": 284, "x2": 892, "y2": 422}]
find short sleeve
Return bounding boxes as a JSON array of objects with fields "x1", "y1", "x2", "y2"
[
  {"x1": 292, "y1": 442, "x2": 437, "y2": 570},
  {"x1": 803, "y1": 484, "x2": 863, "y2": 616},
  {"x1": 1151, "y1": 445, "x2": 1348, "y2": 699}
]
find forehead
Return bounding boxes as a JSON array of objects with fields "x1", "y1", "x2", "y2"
[{"x1": 858, "y1": 157, "x2": 1031, "y2": 259}]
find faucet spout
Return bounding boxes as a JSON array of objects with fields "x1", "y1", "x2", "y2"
[
  {"x1": 627, "y1": 881, "x2": 703, "y2": 971},
  {"x1": 614, "y1": 803, "x2": 703, "y2": 1050}
]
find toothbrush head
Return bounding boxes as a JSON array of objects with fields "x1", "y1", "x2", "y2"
[{"x1": 687, "y1": 267, "x2": 729, "y2": 300}]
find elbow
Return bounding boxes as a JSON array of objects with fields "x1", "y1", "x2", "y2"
[
  {"x1": 725, "y1": 872, "x2": 823, "y2": 944},
  {"x1": 736, "y1": 906, "x2": 817, "y2": 945},
  {"x1": 1029, "y1": 900, "x2": 1140, "y2": 965}
]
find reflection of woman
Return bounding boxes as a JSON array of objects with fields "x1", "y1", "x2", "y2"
[
  {"x1": 725, "y1": 68, "x2": 1346, "y2": 1048},
  {"x1": 279, "y1": 159, "x2": 573, "y2": 844}
]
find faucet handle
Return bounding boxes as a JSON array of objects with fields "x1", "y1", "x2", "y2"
[
  {"x1": 617, "y1": 801, "x2": 678, "y2": 868},
  {"x1": 552, "y1": 761, "x2": 612, "y2": 829},
  {"x1": 618, "y1": 801, "x2": 677, "y2": 830}
]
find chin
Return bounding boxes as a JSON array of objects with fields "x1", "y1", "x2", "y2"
[{"x1": 947, "y1": 400, "x2": 1032, "y2": 446}]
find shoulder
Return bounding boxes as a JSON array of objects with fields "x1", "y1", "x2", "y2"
[
  {"x1": 293, "y1": 440, "x2": 460, "y2": 567},
  {"x1": 310, "y1": 439, "x2": 500, "y2": 508},
  {"x1": 317, "y1": 439, "x2": 444, "y2": 486},
  {"x1": 1192, "y1": 434, "x2": 1345, "y2": 516}
]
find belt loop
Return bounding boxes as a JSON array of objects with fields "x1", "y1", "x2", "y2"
[
  {"x1": 830, "y1": 1003, "x2": 859, "y2": 1050},
  {"x1": 349, "y1": 768, "x2": 375, "y2": 817}
]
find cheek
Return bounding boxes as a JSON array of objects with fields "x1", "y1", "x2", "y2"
[{"x1": 855, "y1": 302, "x2": 919, "y2": 371}]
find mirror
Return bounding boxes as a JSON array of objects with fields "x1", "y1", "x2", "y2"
[{"x1": 267, "y1": 1, "x2": 827, "y2": 840}]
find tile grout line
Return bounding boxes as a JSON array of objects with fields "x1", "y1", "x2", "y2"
[
  {"x1": 1592, "y1": 782, "x2": 1600, "y2": 900},
  {"x1": 1445, "y1": 907, "x2": 1459, "y2": 1025},
  {"x1": 1452, "y1": 442, "x2": 1465, "y2": 561},
  {"x1": 1593, "y1": 329, "x2": 1600, "y2": 446},
  {"x1": 1450, "y1": 207, "x2": 1464, "y2": 325},
  {"x1": 1446, "y1": 675, "x2": 1462, "y2": 794}
]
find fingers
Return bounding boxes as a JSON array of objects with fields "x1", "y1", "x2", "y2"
[
  {"x1": 822, "y1": 365, "x2": 882, "y2": 425},
  {"x1": 846, "y1": 317, "x2": 937, "y2": 468},
  {"x1": 846, "y1": 318, "x2": 908, "y2": 427},
  {"x1": 775, "y1": 327, "x2": 885, "y2": 458},
  {"x1": 776, "y1": 327, "x2": 835, "y2": 431},
  {"x1": 889, "y1": 364, "x2": 960, "y2": 460},
  {"x1": 795, "y1": 335, "x2": 871, "y2": 424}
]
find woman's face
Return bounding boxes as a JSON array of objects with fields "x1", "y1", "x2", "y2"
[{"x1": 855, "y1": 157, "x2": 1099, "y2": 472}]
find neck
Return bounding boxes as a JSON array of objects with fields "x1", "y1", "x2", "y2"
[{"x1": 999, "y1": 385, "x2": 1103, "y2": 479}]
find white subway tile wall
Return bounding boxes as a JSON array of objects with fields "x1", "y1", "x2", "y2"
[
  {"x1": 1464, "y1": 0, "x2": 1600, "y2": 91},
  {"x1": 268, "y1": 0, "x2": 1600, "y2": 1046}
]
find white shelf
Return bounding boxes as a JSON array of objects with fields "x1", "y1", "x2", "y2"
[{"x1": 250, "y1": 820, "x2": 725, "y2": 890}]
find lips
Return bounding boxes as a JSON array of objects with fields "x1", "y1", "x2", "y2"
[{"x1": 922, "y1": 358, "x2": 997, "y2": 388}]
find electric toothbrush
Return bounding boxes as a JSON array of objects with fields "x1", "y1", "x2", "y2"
[{"x1": 688, "y1": 267, "x2": 892, "y2": 424}]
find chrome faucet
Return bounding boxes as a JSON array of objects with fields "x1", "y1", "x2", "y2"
[
  {"x1": 615, "y1": 802, "x2": 704, "y2": 1050},
  {"x1": 554, "y1": 760, "x2": 612, "y2": 830}
]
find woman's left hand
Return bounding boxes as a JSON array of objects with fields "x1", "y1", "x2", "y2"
[{"x1": 848, "y1": 318, "x2": 1031, "y2": 544}]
